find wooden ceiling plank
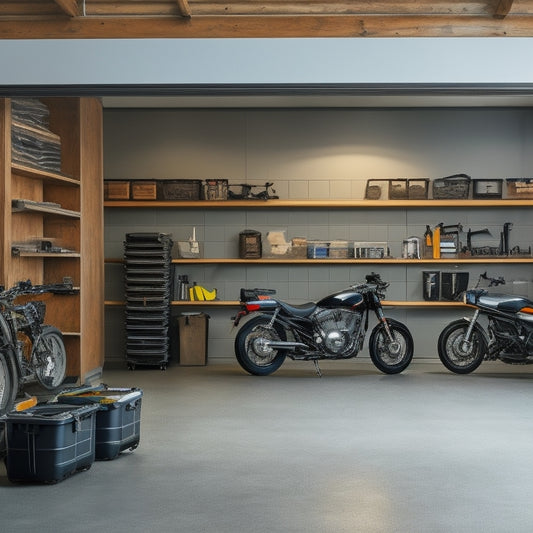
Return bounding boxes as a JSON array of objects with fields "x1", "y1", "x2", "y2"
[
  {"x1": 54, "y1": 0, "x2": 81, "y2": 17},
  {"x1": 186, "y1": 1, "x2": 495, "y2": 16},
  {"x1": 494, "y1": 0, "x2": 515, "y2": 18},
  {"x1": 176, "y1": 0, "x2": 192, "y2": 17},
  {"x1": 0, "y1": 15, "x2": 532, "y2": 39}
]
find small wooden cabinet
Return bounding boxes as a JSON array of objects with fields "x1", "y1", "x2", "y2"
[{"x1": 0, "y1": 97, "x2": 104, "y2": 382}]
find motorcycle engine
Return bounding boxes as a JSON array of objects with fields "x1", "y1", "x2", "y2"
[{"x1": 312, "y1": 308, "x2": 361, "y2": 356}]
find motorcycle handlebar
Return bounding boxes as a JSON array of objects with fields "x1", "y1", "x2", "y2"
[{"x1": 0, "y1": 279, "x2": 77, "y2": 303}]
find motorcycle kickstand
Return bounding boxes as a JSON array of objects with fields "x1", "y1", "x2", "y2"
[{"x1": 313, "y1": 360, "x2": 322, "y2": 378}]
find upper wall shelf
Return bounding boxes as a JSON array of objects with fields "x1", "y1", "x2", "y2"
[
  {"x1": 12, "y1": 163, "x2": 80, "y2": 186},
  {"x1": 103, "y1": 199, "x2": 533, "y2": 209},
  {"x1": 105, "y1": 257, "x2": 533, "y2": 265}
]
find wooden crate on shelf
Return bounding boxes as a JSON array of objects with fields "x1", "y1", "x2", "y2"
[
  {"x1": 131, "y1": 180, "x2": 157, "y2": 200},
  {"x1": 104, "y1": 180, "x2": 130, "y2": 200}
]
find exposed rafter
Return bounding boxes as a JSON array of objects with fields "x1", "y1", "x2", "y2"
[
  {"x1": 494, "y1": 0, "x2": 515, "y2": 19},
  {"x1": 176, "y1": 0, "x2": 192, "y2": 18},
  {"x1": 53, "y1": 0, "x2": 81, "y2": 17}
]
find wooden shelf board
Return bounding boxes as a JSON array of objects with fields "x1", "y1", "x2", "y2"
[
  {"x1": 104, "y1": 199, "x2": 533, "y2": 209},
  {"x1": 105, "y1": 299, "x2": 467, "y2": 308},
  {"x1": 12, "y1": 163, "x2": 79, "y2": 186},
  {"x1": 15, "y1": 252, "x2": 81, "y2": 258},
  {"x1": 12, "y1": 201, "x2": 80, "y2": 218},
  {"x1": 105, "y1": 257, "x2": 533, "y2": 265}
]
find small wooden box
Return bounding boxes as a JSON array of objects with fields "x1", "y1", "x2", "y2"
[
  {"x1": 178, "y1": 313, "x2": 209, "y2": 366},
  {"x1": 131, "y1": 180, "x2": 157, "y2": 200},
  {"x1": 104, "y1": 180, "x2": 130, "y2": 200},
  {"x1": 506, "y1": 178, "x2": 533, "y2": 199}
]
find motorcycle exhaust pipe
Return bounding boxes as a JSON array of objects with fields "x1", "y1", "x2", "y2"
[{"x1": 264, "y1": 340, "x2": 309, "y2": 351}]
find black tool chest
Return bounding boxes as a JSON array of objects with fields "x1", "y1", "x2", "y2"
[{"x1": 124, "y1": 233, "x2": 173, "y2": 370}]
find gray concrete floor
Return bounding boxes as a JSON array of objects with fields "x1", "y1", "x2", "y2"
[{"x1": 2, "y1": 359, "x2": 533, "y2": 533}]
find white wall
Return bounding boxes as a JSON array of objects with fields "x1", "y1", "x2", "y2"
[{"x1": 3, "y1": 38, "x2": 533, "y2": 86}]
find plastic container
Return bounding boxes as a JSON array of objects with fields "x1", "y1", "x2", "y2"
[
  {"x1": 2, "y1": 403, "x2": 99, "y2": 483},
  {"x1": 58, "y1": 386, "x2": 143, "y2": 460}
]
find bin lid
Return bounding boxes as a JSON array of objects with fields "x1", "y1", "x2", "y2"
[
  {"x1": 57, "y1": 386, "x2": 143, "y2": 409},
  {"x1": 2, "y1": 403, "x2": 99, "y2": 424}
]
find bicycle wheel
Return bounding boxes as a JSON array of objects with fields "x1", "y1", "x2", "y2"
[
  {"x1": 34, "y1": 326, "x2": 67, "y2": 390},
  {"x1": 0, "y1": 348, "x2": 17, "y2": 415}
]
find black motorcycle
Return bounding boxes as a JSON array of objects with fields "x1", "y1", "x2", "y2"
[
  {"x1": 232, "y1": 273, "x2": 414, "y2": 376},
  {"x1": 438, "y1": 274, "x2": 533, "y2": 374}
]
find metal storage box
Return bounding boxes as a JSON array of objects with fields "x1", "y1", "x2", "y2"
[
  {"x1": 157, "y1": 179, "x2": 202, "y2": 200},
  {"x1": 472, "y1": 179, "x2": 503, "y2": 199},
  {"x1": 307, "y1": 240, "x2": 329, "y2": 258},
  {"x1": 58, "y1": 386, "x2": 143, "y2": 460},
  {"x1": 353, "y1": 242, "x2": 389, "y2": 259},
  {"x1": 239, "y1": 230, "x2": 262, "y2": 259},
  {"x1": 203, "y1": 178, "x2": 228, "y2": 200},
  {"x1": 408, "y1": 178, "x2": 429, "y2": 199},
  {"x1": 2, "y1": 403, "x2": 99, "y2": 483},
  {"x1": 328, "y1": 240, "x2": 351, "y2": 259},
  {"x1": 432, "y1": 174, "x2": 471, "y2": 199}
]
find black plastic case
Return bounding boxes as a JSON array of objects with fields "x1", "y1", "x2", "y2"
[
  {"x1": 2, "y1": 403, "x2": 99, "y2": 483},
  {"x1": 58, "y1": 386, "x2": 143, "y2": 460}
]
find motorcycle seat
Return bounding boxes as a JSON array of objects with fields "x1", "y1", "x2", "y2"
[
  {"x1": 279, "y1": 301, "x2": 317, "y2": 318},
  {"x1": 478, "y1": 293, "x2": 533, "y2": 313}
]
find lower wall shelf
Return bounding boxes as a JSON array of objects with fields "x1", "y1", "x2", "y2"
[{"x1": 105, "y1": 300, "x2": 467, "y2": 308}]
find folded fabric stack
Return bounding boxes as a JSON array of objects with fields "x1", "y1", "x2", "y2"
[{"x1": 11, "y1": 98, "x2": 62, "y2": 173}]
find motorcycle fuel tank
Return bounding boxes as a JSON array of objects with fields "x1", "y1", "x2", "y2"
[{"x1": 317, "y1": 290, "x2": 364, "y2": 309}]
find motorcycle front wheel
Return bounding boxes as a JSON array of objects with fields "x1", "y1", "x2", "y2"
[
  {"x1": 234, "y1": 315, "x2": 287, "y2": 376},
  {"x1": 34, "y1": 326, "x2": 67, "y2": 390},
  {"x1": 369, "y1": 319, "x2": 414, "y2": 374},
  {"x1": 437, "y1": 319, "x2": 487, "y2": 374}
]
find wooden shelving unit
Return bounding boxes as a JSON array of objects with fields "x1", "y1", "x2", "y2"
[
  {"x1": 0, "y1": 97, "x2": 104, "y2": 382},
  {"x1": 104, "y1": 195, "x2": 532, "y2": 312},
  {"x1": 105, "y1": 197, "x2": 533, "y2": 309}
]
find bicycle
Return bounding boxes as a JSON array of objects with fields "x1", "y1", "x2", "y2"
[{"x1": 0, "y1": 279, "x2": 76, "y2": 415}]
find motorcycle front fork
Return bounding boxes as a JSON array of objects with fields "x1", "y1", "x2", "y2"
[
  {"x1": 375, "y1": 307, "x2": 395, "y2": 343},
  {"x1": 462, "y1": 309, "x2": 480, "y2": 351}
]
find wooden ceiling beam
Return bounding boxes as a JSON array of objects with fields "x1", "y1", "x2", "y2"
[
  {"x1": 53, "y1": 0, "x2": 81, "y2": 17},
  {"x1": 494, "y1": 0, "x2": 515, "y2": 19},
  {"x1": 0, "y1": 15, "x2": 532, "y2": 39},
  {"x1": 176, "y1": 0, "x2": 192, "y2": 18}
]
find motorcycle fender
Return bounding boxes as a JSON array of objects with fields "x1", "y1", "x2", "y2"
[{"x1": 232, "y1": 300, "x2": 278, "y2": 326}]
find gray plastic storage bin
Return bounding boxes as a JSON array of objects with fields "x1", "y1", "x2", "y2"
[{"x1": 2, "y1": 403, "x2": 99, "y2": 483}]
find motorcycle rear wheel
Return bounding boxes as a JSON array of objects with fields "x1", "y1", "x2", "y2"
[
  {"x1": 369, "y1": 319, "x2": 414, "y2": 374},
  {"x1": 437, "y1": 319, "x2": 487, "y2": 374},
  {"x1": 234, "y1": 316, "x2": 287, "y2": 376},
  {"x1": 34, "y1": 326, "x2": 67, "y2": 390}
]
